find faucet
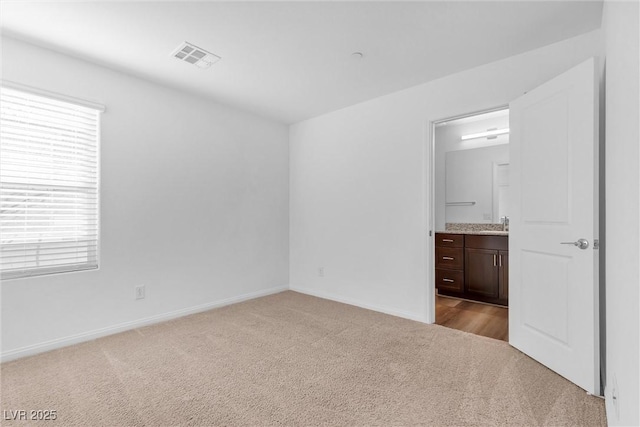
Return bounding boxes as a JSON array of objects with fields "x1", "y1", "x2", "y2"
[{"x1": 501, "y1": 216, "x2": 510, "y2": 232}]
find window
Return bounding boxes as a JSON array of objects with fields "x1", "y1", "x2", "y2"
[{"x1": 0, "y1": 86, "x2": 102, "y2": 279}]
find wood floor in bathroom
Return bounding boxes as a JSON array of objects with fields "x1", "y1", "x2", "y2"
[{"x1": 435, "y1": 295, "x2": 508, "y2": 341}]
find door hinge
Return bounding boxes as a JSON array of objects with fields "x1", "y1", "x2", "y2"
[{"x1": 593, "y1": 239, "x2": 599, "y2": 249}]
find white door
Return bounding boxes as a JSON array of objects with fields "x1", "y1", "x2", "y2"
[{"x1": 509, "y1": 57, "x2": 599, "y2": 394}]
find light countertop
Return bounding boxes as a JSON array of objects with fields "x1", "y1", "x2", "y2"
[{"x1": 437, "y1": 230, "x2": 508, "y2": 236}]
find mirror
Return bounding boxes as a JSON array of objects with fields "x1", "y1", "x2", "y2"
[
  {"x1": 434, "y1": 109, "x2": 509, "y2": 231},
  {"x1": 445, "y1": 146, "x2": 509, "y2": 223}
]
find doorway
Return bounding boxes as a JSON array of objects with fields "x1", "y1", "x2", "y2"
[
  {"x1": 430, "y1": 107, "x2": 510, "y2": 341},
  {"x1": 426, "y1": 58, "x2": 600, "y2": 395}
]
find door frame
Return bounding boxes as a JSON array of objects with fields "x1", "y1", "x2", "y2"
[{"x1": 426, "y1": 105, "x2": 509, "y2": 324}]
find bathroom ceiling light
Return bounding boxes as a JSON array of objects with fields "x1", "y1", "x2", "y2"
[{"x1": 461, "y1": 128, "x2": 509, "y2": 141}]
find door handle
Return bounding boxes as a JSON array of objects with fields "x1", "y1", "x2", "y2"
[
  {"x1": 442, "y1": 256, "x2": 454, "y2": 260},
  {"x1": 493, "y1": 254, "x2": 497, "y2": 266},
  {"x1": 442, "y1": 239, "x2": 454, "y2": 242},
  {"x1": 560, "y1": 238, "x2": 589, "y2": 250},
  {"x1": 442, "y1": 278, "x2": 454, "y2": 283}
]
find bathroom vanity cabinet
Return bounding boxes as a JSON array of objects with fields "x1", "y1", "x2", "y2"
[
  {"x1": 435, "y1": 232, "x2": 508, "y2": 306},
  {"x1": 435, "y1": 233, "x2": 465, "y2": 293}
]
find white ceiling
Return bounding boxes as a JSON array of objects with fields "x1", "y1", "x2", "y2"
[{"x1": 1, "y1": 1, "x2": 603, "y2": 124}]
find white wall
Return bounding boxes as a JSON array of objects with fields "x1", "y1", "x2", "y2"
[
  {"x1": 289, "y1": 29, "x2": 602, "y2": 323},
  {"x1": 0, "y1": 37, "x2": 290, "y2": 360},
  {"x1": 602, "y1": 1, "x2": 640, "y2": 425}
]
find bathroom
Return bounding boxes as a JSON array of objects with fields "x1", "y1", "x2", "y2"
[{"x1": 433, "y1": 108, "x2": 510, "y2": 340}]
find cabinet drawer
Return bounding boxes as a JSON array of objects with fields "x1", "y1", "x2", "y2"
[
  {"x1": 436, "y1": 247, "x2": 464, "y2": 270},
  {"x1": 436, "y1": 269, "x2": 464, "y2": 292},
  {"x1": 465, "y1": 235, "x2": 508, "y2": 251},
  {"x1": 435, "y1": 233, "x2": 464, "y2": 248}
]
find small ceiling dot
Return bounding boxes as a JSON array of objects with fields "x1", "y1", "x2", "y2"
[{"x1": 351, "y1": 52, "x2": 364, "y2": 59}]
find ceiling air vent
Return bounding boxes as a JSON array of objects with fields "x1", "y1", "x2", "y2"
[{"x1": 171, "y1": 42, "x2": 221, "y2": 69}]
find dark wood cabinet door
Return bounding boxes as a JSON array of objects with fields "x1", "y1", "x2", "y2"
[
  {"x1": 465, "y1": 248, "x2": 499, "y2": 298},
  {"x1": 499, "y1": 251, "x2": 509, "y2": 301}
]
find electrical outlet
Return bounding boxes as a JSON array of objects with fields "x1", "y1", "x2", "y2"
[
  {"x1": 611, "y1": 374, "x2": 619, "y2": 418},
  {"x1": 135, "y1": 285, "x2": 145, "y2": 300},
  {"x1": 318, "y1": 267, "x2": 324, "y2": 278}
]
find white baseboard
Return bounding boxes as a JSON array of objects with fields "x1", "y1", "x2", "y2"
[
  {"x1": 1, "y1": 285, "x2": 288, "y2": 363},
  {"x1": 289, "y1": 286, "x2": 426, "y2": 323}
]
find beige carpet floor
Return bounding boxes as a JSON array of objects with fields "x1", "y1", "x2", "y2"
[{"x1": 1, "y1": 291, "x2": 605, "y2": 426}]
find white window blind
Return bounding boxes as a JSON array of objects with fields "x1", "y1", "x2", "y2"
[{"x1": 0, "y1": 87, "x2": 100, "y2": 279}]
